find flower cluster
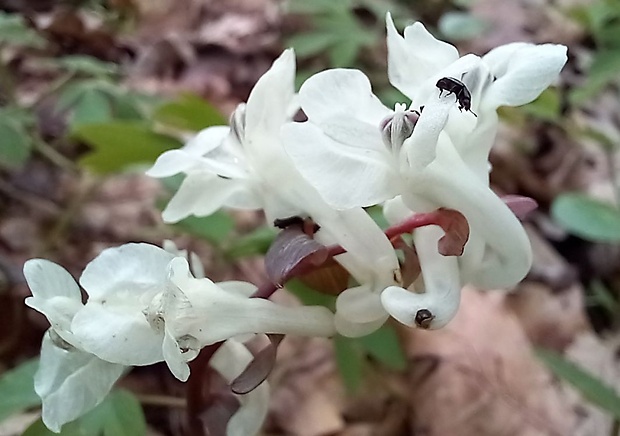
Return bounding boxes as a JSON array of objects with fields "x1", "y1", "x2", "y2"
[{"x1": 23, "y1": 13, "x2": 567, "y2": 435}]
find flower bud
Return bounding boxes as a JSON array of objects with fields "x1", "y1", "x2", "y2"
[{"x1": 380, "y1": 103, "x2": 420, "y2": 151}]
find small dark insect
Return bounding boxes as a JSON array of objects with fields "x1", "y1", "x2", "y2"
[
  {"x1": 273, "y1": 216, "x2": 320, "y2": 234},
  {"x1": 436, "y1": 77, "x2": 477, "y2": 117}
]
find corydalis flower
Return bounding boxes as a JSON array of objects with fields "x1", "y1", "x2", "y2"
[
  {"x1": 147, "y1": 49, "x2": 399, "y2": 285},
  {"x1": 283, "y1": 16, "x2": 567, "y2": 329},
  {"x1": 386, "y1": 12, "x2": 567, "y2": 180},
  {"x1": 23, "y1": 243, "x2": 336, "y2": 431}
]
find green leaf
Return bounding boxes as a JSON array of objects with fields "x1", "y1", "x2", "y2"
[
  {"x1": 109, "y1": 94, "x2": 145, "y2": 121},
  {"x1": 225, "y1": 226, "x2": 277, "y2": 258},
  {"x1": 366, "y1": 205, "x2": 389, "y2": 230},
  {"x1": 0, "y1": 359, "x2": 40, "y2": 423},
  {"x1": 287, "y1": 32, "x2": 338, "y2": 58},
  {"x1": 438, "y1": 12, "x2": 489, "y2": 41},
  {"x1": 154, "y1": 94, "x2": 226, "y2": 131},
  {"x1": 520, "y1": 88, "x2": 561, "y2": 121},
  {"x1": 284, "y1": 279, "x2": 335, "y2": 309},
  {"x1": 334, "y1": 336, "x2": 364, "y2": 393},
  {"x1": 586, "y1": 280, "x2": 620, "y2": 316},
  {"x1": 358, "y1": 325, "x2": 407, "y2": 371},
  {"x1": 22, "y1": 418, "x2": 82, "y2": 436},
  {"x1": 79, "y1": 390, "x2": 146, "y2": 436},
  {"x1": 54, "y1": 56, "x2": 119, "y2": 77},
  {"x1": 0, "y1": 118, "x2": 32, "y2": 168},
  {"x1": 0, "y1": 12, "x2": 46, "y2": 48},
  {"x1": 23, "y1": 390, "x2": 146, "y2": 436},
  {"x1": 551, "y1": 193, "x2": 620, "y2": 242},
  {"x1": 570, "y1": 49, "x2": 620, "y2": 104},
  {"x1": 536, "y1": 348, "x2": 620, "y2": 419},
  {"x1": 71, "y1": 89, "x2": 112, "y2": 127},
  {"x1": 74, "y1": 121, "x2": 181, "y2": 174},
  {"x1": 173, "y1": 211, "x2": 235, "y2": 246}
]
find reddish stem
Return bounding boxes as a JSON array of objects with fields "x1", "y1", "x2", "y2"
[{"x1": 186, "y1": 342, "x2": 224, "y2": 436}]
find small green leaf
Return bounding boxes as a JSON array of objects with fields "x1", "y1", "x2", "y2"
[
  {"x1": 55, "y1": 56, "x2": 119, "y2": 77},
  {"x1": 22, "y1": 418, "x2": 82, "y2": 436},
  {"x1": 334, "y1": 336, "x2": 364, "y2": 393},
  {"x1": 71, "y1": 89, "x2": 112, "y2": 127},
  {"x1": 21, "y1": 390, "x2": 145, "y2": 436},
  {"x1": 0, "y1": 359, "x2": 40, "y2": 423},
  {"x1": 536, "y1": 348, "x2": 620, "y2": 419},
  {"x1": 154, "y1": 94, "x2": 226, "y2": 131},
  {"x1": 551, "y1": 193, "x2": 620, "y2": 242},
  {"x1": 521, "y1": 88, "x2": 561, "y2": 121},
  {"x1": 0, "y1": 119, "x2": 32, "y2": 168},
  {"x1": 79, "y1": 390, "x2": 146, "y2": 436},
  {"x1": 287, "y1": 32, "x2": 338, "y2": 58},
  {"x1": 358, "y1": 325, "x2": 407, "y2": 371},
  {"x1": 570, "y1": 49, "x2": 620, "y2": 104},
  {"x1": 366, "y1": 205, "x2": 389, "y2": 230},
  {"x1": 225, "y1": 226, "x2": 277, "y2": 258},
  {"x1": 173, "y1": 211, "x2": 235, "y2": 246},
  {"x1": 74, "y1": 121, "x2": 181, "y2": 174},
  {"x1": 586, "y1": 280, "x2": 620, "y2": 316},
  {"x1": 438, "y1": 12, "x2": 489, "y2": 41},
  {"x1": 285, "y1": 279, "x2": 335, "y2": 309}
]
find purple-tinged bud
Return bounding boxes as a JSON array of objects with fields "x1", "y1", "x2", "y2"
[{"x1": 380, "y1": 103, "x2": 420, "y2": 151}]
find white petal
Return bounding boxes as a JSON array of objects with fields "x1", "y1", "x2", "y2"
[
  {"x1": 161, "y1": 172, "x2": 249, "y2": 223},
  {"x1": 146, "y1": 150, "x2": 200, "y2": 178},
  {"x1": 166, "y1": 258, "x2": 335, "y2": 343},
  {"x1": 381, "y1": 226, "x2": 462, "y2": 329},
  {"x1": 452, "y1": 110, "x2": 499, "y2": 183},
  {"x1": 282, "y1": 122, "x2": 398, "y2": 209},
  {"x1": 79, "y1": 243, "x2": 175, "y2": 300},
  {"x1": 23, "y1": 260, "x2": 83, "y2": 343},
  {"x1": 334, "y1": 312, "x2": 388, "y2": 337},
  {"x1": 405, "y1": 136, "x2": 532, "y2": 288},
  {"x1": 483, "y1": 43, "x2": 567, "y2": 108},
  {"x1": 245, "y1": 49, "x2": 295, "y2": 139},
  {"x1": 35, "y1": 331, "x2": 125, "y2": 432},
  {"x1": 386, "y1": 12, "x2": 459, "y2": 99},
  {"x1": 162, "y1": 328, "x2": 193, "y2": 382},
  {"x1": 217, "y1": 281, "x2": 257, "y2": 297},
  {"x1": 383, "y1": 196, "x2": 412, "y2": 225},
  {"x1": 182, "y1": 126, "x2": 230, "y2": 155},
  {"x1": 25, "y1": 295, "x2": 82, "y2": 344},
  {"x1": 299, "y1": 68, "x2": 391, "y2": 125},
  {"x1": 402, "y1": 97, "x2": 452, "y2": 170},
  {"x1": 313, "y1": 207, "x2": 400, "y2": 283},
  {"x1": 23, "y1": 259, "x2": 81, "y2": 301},
  {"x1": 336, "y1": 285, "x2": 388, "y2": 323},
  {"x1": 71, "y1": 303, "x2": 164, "y2": 365}
]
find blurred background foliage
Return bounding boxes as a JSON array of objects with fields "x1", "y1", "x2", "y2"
[{"x1": 1, "y1": 0, "x2": 620, "y2": 434}]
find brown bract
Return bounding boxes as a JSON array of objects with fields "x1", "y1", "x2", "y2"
[{"x1": 264, "y1": 227, "x2": 329, "y2": 287}]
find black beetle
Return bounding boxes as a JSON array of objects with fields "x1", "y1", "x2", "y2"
[
  {"x1": 273, "y1": 216, "x2": 320, "y2": 233},
  {"x1": 436, "y1": 77, "x2": 477, "y2": 117}
]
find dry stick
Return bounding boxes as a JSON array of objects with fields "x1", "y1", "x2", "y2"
[{"x1": 185, "y1": 210, "x2": 446, "y2": 431}]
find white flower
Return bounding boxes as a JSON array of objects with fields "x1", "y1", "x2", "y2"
[
  {"x1": 385, "y1": 12, "x2": 568, "y2": 180},
  {"x1": 164, "y1": 257, "x2": 335, "y2": 349},
  {"x1": 26, "y1": 243, "x2": 337, "y2": 381},
  {"x1": 282, "y1": 16, "x2": 567, "y2": 328},
  {"x1": 23, "y1": 260, "x2": 126, "y2": 432},
  {"x1": 147, "y1": 49, "x2": 399, "y2": 286}
]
